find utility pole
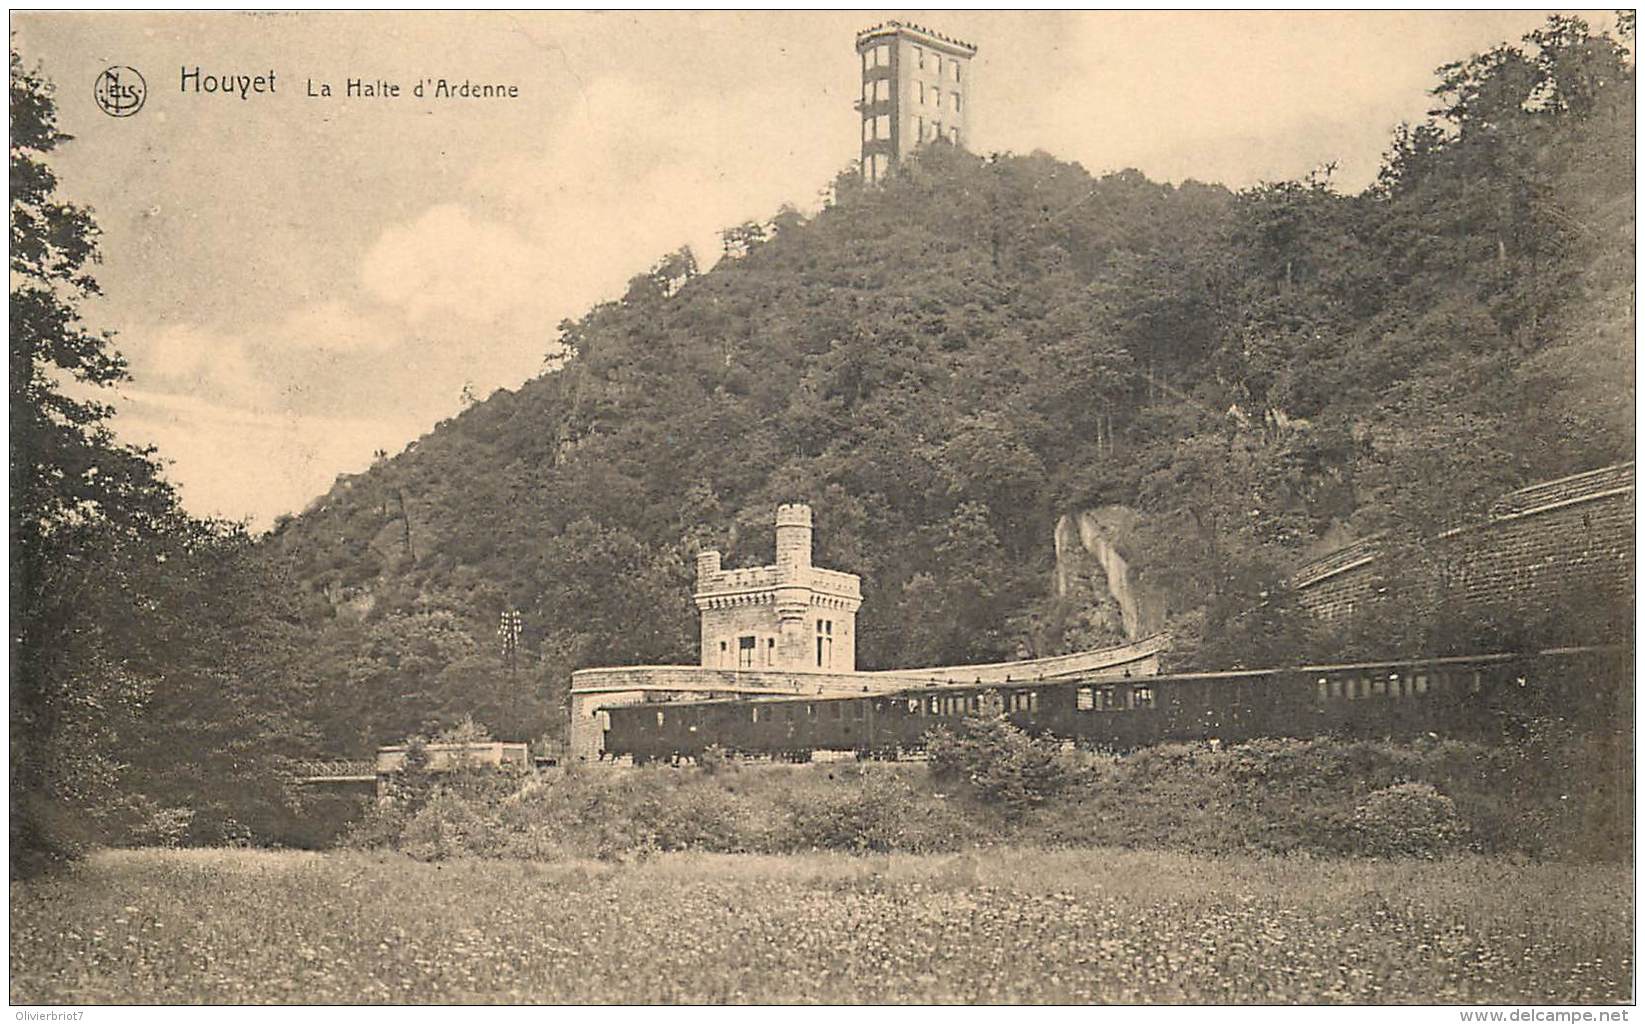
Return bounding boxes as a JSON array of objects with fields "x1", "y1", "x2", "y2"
[{"x1": 498, "y1": 607, "x2": 522, "y2": 679}]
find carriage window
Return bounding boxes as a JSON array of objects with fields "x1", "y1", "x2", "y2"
[
  {"x1": 656, "y1": 711, "x2": 665, "y2": 726},
  {"x1": 751, "y1": 706, "x2": 759, "y2": 722},
  {"x1": 1133, "y1": 686, "x2": 1155, "y2": 709},
  {"x1": 928, "y1": 695, "x2": 941, "y2": 715},
  {"x1": 1414, "y1": 674, "x2": 1429, "y2": 695},
  {"x1": 908, "y1": 698, "x2": 920, "y2": 714},
  {"x1": 969, "y1": 695, "x2": 980, "y2": 714},
  {"x1": 1098, "y1": 686, "x2": 1120, "y2": 711},
  {"x1": 1388, "y1": 673, "x2": 1402, "y2": 698},
  {"x1": 1470, "y1": 671, "x2": 1483, "y2": 694},
  {"x1": 1077, "y1": 687, "x2": 1095, "y2": 711},
  {"x1": 1330, "y1": 678, "x2": 1344, "y2": 699},
  {"x1": 1316, "y1": 678, "x2": 1329, "y2": 702},
  {"x1": 853, "y1": 701, "x2": 865, "y2": 719}
]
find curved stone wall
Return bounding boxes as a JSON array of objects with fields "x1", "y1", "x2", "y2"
[{"x1": 1292, "y1": 463, "x2": 1634, "y2": 624}]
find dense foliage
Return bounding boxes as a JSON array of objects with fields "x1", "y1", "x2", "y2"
[
  {"x1": 10, "y1": 18, "x2": 1634, "y2": 860},
  {"x1": 267, "y1": 17, "x2": 1633, "y2": 748},
  {"x1": 335, "y1": 724, "x2": 1628, "y2": 863},
  {"x1": 10, "y1": 53, "x2": 314, "y2": 869}
]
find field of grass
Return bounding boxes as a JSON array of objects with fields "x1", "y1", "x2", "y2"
[{"x1": 11, "y1": 847, "x2": 1632, "y2": 1004}]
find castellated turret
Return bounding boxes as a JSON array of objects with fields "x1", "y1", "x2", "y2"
[
  {"x1": 692, "y1": 504, "x2": 862, "y2": 672},
  {"x1": 774, "y1": 503, "x2": 814, "y2": 573}
]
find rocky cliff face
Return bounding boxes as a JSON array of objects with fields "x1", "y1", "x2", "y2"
[{"x1": 1053, "y1": 506, "x2": 1166, "y2": 642}]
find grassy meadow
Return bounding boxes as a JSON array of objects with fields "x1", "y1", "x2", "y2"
[{"x1": 11, "y1": 846, "x2": 1632, "y2": 1004}]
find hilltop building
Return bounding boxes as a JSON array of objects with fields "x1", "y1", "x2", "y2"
[
  {"x1": 857, "y1": 21, "x2": 977, "y2": 183},
  {"x1": 694, "y1": 504, "x2": 862, "y2": 672}
]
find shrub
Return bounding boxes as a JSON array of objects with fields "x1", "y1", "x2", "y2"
[
  {"x1": 1353, "y1": 782, "x2": 1467, "y2": 859},
  {"x1": 397, "y1": 790, "x2": 499, "y2": 861},
  {"x1": 697, "y1": 744, "x2": 734, "y2": 776},
  {"x1": 130, "y1": 805, "x2": 196, "y2": 849},
  {"x1": 781, "y1": 769, "x2": 969, "y2": 853},
  {"x1": 926, "y1": 716, "x2": 1078, "y2": 817}
]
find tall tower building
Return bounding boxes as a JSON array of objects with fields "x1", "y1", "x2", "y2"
[{"x1": 856, "y1": 21, "x2": 977, "y2": 184}]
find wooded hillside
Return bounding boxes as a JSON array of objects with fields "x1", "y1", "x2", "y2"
[{"x1": 265, "y1": 17, "x2": 1633, "y2": 754}]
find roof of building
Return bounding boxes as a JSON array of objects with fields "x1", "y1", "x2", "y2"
[{"x1": 855, "y1": 21, "x2": 977, "y2": 56}]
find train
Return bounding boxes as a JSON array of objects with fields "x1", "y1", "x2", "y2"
[{"x1": 599, "y1": 645, "x2": 1631, "y2": 764}]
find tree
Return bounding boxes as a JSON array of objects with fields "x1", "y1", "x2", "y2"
[
  {"x1": 11, "y1": 53, "x2": 320, "y2": 866},
  {"x1": 9, "y1": 50, "x2": 190, "y2": 871}
]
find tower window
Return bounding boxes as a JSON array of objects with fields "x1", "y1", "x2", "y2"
[
  {"x1": 874, "y1": 114, "x2": 889, "y2": 139},
  {"x1": 914, "y1": 45, "x2": 924, "y2": 69},
  {"x1": 952, "y1": 92, "x2": 961, "y2": 115},
  {"x1": 863, "y1": 118, "x2": 873, "y2": 142},
  {"x1": 915, "y1": 116, "x2": 925, "y2": 142},
  {"x1": 862, "y1": 81, "x2": 871, "y2": 104},
  {"x1": 738, "y1": 635, "x2": 756, "y2": 669},
  {"x1": 951, "y1": 61, "x2": 961, "y2": 82},
  {"x1": 875, "y1": 79, "x2": 889, "y2": 102},
  {"x1": 932, "y1": 55, "x2": 943, "y2": 78},
  {"x1": 816, "y1": 619, "x2": 834, "y2": 667},
  {"x1": 876, "y1": 43, "x2": 890, "y2": 67},
  {"x1": 949, "y1": 127, "x2": 960, "y2": 144}
]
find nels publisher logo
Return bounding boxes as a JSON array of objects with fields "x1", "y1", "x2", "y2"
[{"x1": 93, "y1": 66, "x2": 146, "y2": 117}]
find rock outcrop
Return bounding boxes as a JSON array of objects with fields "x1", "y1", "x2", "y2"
[{"x1": 1053, "y1": 506, "x2": 1166, "y2": 642}]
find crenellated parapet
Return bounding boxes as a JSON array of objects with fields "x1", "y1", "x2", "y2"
[{"x1": 693, "y1": 504, "x2": 863, "y2": 674}]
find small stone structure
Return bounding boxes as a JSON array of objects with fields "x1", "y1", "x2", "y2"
[
  {"x1": 295, "y1": 741, "x2": 530, "y2": 799},
  {"x1": 374, "y1": 741, "x2": 530, "y2": 774},
  {"x1": 694, "y1": 503, "x2": 863, "y2": 673}
]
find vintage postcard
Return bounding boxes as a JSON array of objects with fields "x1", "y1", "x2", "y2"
[{"x1": 8, "y1": 10, "x2": 1634, "y2": 1010}]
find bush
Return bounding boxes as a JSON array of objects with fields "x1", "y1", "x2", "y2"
[
  {"x1": 397, "y1": 790, "x2": 499, "y2": 861},
  {"x1": 697, "y1": 744, "x2": 734, "y2": 775},
  {"x1": 1353, "y1": 782, "x2": 1467, "y2": 859},
  {"x1": 780, "y1": 768, "x2": 973, "y2": 853},
  {"x1": 926, "y1": 716, "x2": 1078, "y2": 817},
  {"x1": 129, "y1": 805, "x2": 196, "y2": 849}
]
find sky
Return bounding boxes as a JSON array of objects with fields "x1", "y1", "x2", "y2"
[{"x1": 12, "y1": 11, "x2": 1618, "y2": 529}]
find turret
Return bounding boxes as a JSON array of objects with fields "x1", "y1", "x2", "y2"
[
  {"x1": 774, "y1": 503, "x2": 813, "y2": 575},
  {"x1": 696, "y1": 549, "x2": 722, "y2": 583}
]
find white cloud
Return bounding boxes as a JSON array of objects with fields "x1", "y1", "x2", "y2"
[
  {"x1": 359, "y1": 204, "x2": 551, "y2": 325},
  {"x1": 130, "y1": 323, "x2": 263, "y2": 405},
  {"x1": 112, "y1": 387, "x2": 424, "y2": 529},
  {"x1": 277, "y1": 301, "x2": 399, "y2": 352}
]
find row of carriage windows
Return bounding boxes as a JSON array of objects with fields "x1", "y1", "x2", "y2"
[
  {"x1": 652, "y1": 671, "x2": 1489, "y2": 728},
  {"x1": 1313, "y1": 670, "x2": 1483, "y2": 701}
]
